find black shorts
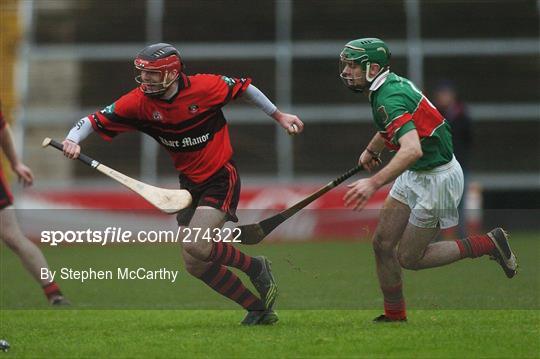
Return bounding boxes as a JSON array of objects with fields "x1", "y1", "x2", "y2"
[
  {"x1": 176, "y1": 160, "x2": 241, "y2": 227},
  {"x1": 0, "y1": 172, "x2": 13, "y2": 210}
]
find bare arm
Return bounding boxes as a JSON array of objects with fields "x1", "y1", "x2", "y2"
[
  {"x1": 344, "y1": 129, "x2": 422, "y2": 211},
  {"x1": 0, "y1": 125, "x2": 34, "y2": 186},
  {"x1": 370, "y1": 129, "x2": 423, "y2": 188},
  {"x1": 0, "y1": 124, "x2": 19, "y2": 167},
  {"x1": 358, "y1": 132, "x2": 385, "y2": 172},
  {"x1": 366, "y1": 132, "x2": 386, "y2": 154}
]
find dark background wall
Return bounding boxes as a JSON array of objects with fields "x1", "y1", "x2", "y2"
[{"x1": 31, "y1": 0, "x2": 539, "y2": 207}]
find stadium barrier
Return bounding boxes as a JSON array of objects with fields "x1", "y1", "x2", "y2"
[{"x1": 18, "y1": 184, "x2": 482, "y2": 242}]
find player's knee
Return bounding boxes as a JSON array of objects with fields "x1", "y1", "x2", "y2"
[
  {"x1": 182, "y1": 241, "x2": 207, "y2": 261},
  {"x1": 183, "y1": 256, "x2": 211, "y2": 277},
  {"x1": 182, "y1": 233, "x2": 215, "y2": 262},
  {"x1": 397, "y1": 249, "x2": 421, "y2": 270}
]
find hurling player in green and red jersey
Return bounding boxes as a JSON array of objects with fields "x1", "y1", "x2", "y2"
[
  {"x1": 339, "y1": 38, "x2": 517, "y2": 322},
  {"x1": 62, "y1": 43, "x2": 304, "y2": 325}
]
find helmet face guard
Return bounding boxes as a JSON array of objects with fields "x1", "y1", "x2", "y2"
[
  {"x1": 134, "y1": 43, "x2": 183, "y2": 96},
  {"x1": 339, "y1": 55, "x2": 368, "y2": 93},
  {"x1": 134, "y1": 56, "x2": 180, "y2": 96}
]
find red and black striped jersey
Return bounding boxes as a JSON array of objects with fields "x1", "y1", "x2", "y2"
[{"x1": 87, "y1": 73, "x2": 251, "y2": 183}]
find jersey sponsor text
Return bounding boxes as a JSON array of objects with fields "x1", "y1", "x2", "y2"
[{"x1": 159, "y1": 133, "x2": 210, "y2": 148}]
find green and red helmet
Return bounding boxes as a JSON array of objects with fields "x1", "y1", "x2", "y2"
[{"x1": 339, "y1": 38, "x2": 391, "y2": 91}]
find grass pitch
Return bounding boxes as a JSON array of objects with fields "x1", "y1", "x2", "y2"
[
  {"x1": 1, "y1": 233, "x2": 539, "y2": 357},
  {"x1": 2, "y1": 310, "x2": 539, "y2": 358}
]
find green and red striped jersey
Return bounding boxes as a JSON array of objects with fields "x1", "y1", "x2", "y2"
[{"x1": 369, "y1": 72, "x2": 453, "y2": 171}]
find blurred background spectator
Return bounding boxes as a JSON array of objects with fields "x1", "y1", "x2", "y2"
[{"x1": 433, "y1": 81, "x2": 472, "y2": 237}]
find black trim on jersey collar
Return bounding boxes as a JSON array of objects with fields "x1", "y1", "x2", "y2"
[
  {"x1": 179, "y1": 73, "x2": 191, "y2": 89},
  {"x1": 160, "y1": 73, "x2": 191, "y2": 104}
]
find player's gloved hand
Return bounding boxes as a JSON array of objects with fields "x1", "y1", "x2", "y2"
[
  {"x1": 62, "y1": 139, "x2": 81, "y2": 159},
  {"x1": 359, "y1": 148, "x2": 382, "y2": 172},
  {"x1": 272, "y1": 110, "x2": 304, "y2": 135},
  {"x1": 12, "y1": 162, "x2": 34, "y2": 187}
]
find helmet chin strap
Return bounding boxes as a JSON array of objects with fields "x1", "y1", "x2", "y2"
[
  {"x1": 365, "y1": 62, "x2": 386, "y2": 83},
  {"x1": 365, "y1": 62, "x2": 374, "y2": 82}
]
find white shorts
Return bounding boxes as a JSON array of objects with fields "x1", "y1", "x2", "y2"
[{"x1": 390, "y1": 156, "x2": 464, "y2": 229}]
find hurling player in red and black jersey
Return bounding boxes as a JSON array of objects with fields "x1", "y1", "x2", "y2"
[
  {"x1": 0, "y1": 102, "x2": 69, "y2": 305},
  {"x1": 62, "y1": 43, "x2": 304, "y2": 325}
]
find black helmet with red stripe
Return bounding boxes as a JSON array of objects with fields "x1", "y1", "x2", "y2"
[{"x1": 134, "y1": 43, "x2": 184, "y2": 96}]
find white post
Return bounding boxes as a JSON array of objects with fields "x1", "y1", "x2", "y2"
[
  {"x1": 141, "y1": 0, "x2": 164, "y2": 182},
  {"x1": 275, "y1": 0, "x2": 294, "y2": 181},
  {"x1": 15, "y1": 0, "x2": 35, "y2": 159},
  {"x1": 405, "y1": 0, "x2": 423, "y2": 89}
]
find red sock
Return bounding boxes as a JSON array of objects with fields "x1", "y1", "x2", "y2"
[
  {"x1": 206, "y1": 242, "x2": 262, "y2": 277},
  {"x1": 455, "y1": 234, "x2": 495, "y2": 258},
  {"x1": 43, "y1": 282, "x2": 63, "y2": 300},
  {"x1": 382, "y1": 283, "x2": 406, "y2": 320},
  {"x1": 199, "y1": 263, "x2": 265, "y2": 311}
]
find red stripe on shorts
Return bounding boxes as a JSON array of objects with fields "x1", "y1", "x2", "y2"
[{"x1": 222, "y1": 163, "x2": 237, "y2": 213}]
